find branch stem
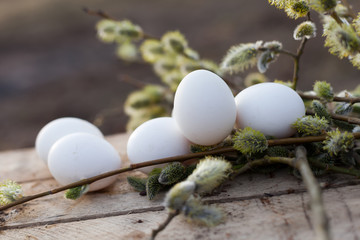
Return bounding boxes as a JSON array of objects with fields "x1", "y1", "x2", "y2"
[
  {"x1": 294, "y1": 146, "x2": 331, "y2": 240},
  {"x1": 298, "y1": 92, "x2": 360, "y2": 104},
  {"x1": 1, "y1": 133, "x2": 360, "y2": 212},
  {"x1": 235, "y1": 148, "x2": 331, "y2": 240},
  {"x1": 306, "y1": 109, "x2": 360, "y2": 125},
  {"x1": 150, "y1": 210, "x2": 179, "y2": 240},
  {"x1": 292, "y1": 37, "x2": 307, "y2": 90}
]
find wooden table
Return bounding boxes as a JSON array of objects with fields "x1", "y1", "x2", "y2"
[{"x1": 0, "y1": 133, "x2": 360, "y2": 239}]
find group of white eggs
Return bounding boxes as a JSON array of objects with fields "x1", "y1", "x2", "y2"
[{"x1": 35, "y1": 69, "x2": 305, "y2": 191}]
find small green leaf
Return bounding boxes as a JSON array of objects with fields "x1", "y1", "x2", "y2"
[
  {"x1": 148, "y1": 168, "x2": 163, "y2": 177},
  {"x1": 340, "y1": 151, "x2": 356, "y2": 166},
  {"x1": 127, "y1": 176, "x2": 147, "y2": 192},
  {"x1": 158, "y1": 162, "x2": 186, "y2": 185},
  {"x1": 184, "y1": 165, "x2": 197, "y2": 177},
  {"x1": 266, "y1": 146, "x2": 290, "y2": 157},
  {"x1": 146, "y1": 174, "x2": 163, "y2": 200},
  {"x1": 65, "y1": 185, "x2": 89, "y2": 200},
  {"x1": 333, "y1": 119, "x2": 355, "y2": 131},
  {"x1": 311, "y1": 100, "x2": 332, "y2": 122}
]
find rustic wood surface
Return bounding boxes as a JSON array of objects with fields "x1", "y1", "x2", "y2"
[{"x1": 0, "y1": 133, "x2": 360, "y2": 240}]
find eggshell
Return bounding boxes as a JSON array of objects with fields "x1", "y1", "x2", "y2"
[
  {"x1": 48, "y1": 133, "x2": 122, "y2": 191},
  {"x1": 173, "y1": 69, "x2": 236, "y2": 145},
  {"x1": 235, "y1": 82, "x2": 305, "y2": 138},
  {"x1": 35, "y1": 117, "x2": 103, "y2": 164},
  {"x1": 127, "y1": 117, "x2": 191, "y2": 174}
]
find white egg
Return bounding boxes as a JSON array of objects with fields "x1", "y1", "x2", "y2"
[
  {"x1": 173, "y1": 69, "x2": 236, "y2": 145},
  {"x1": 48, "y1": 133, "x2": 122, "y2": 191},
  {"x1": 235, "y1": 82, "x2": 305, "y2": 138},
  {"x1": 127, "y1": 117, "x2": 191, "y2": 174},
  {"x1": 35, "y1": 117, "x2": 103, "y2": 164}
]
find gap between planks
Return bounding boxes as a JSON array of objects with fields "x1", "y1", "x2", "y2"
[{"x1": 1, "y1": 179, "x2": 360, "y2": 231}]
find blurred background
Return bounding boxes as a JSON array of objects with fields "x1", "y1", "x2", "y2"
[{"x1": 0, "y1": 0, "x2": 359, "y2": 150}]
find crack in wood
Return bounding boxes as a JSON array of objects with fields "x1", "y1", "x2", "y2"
[
  {"x1": 0, "y1": 206, "x2": 165, "y2": 231},
  {"x1": 300, "y1": 192, "x2": 312, "y2": 230},
  {"x1": 334, "y1": 188, "x2": 359, "y2": 240},
  {"x1": 1, "y1": 177, "x2": 360, "y2": 231}
]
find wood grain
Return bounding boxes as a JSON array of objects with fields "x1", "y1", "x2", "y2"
[{"x1": 0, "y1": 133, "x2": 360, "y2": 239}]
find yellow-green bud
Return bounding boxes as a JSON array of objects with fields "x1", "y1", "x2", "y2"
[
  {"x1": 164, "y1": 180, "x2": 196, "y2": 212},
  {"x1": 140, "y1": 39, "x2": 165, "y2": 63},
  {"x1": 116, "y1": 41, "x2": 138, "y2": 62},
  {"x1": 293, "y1": 21, "x2": 317, "y2": 40},
  {"x1": 313, "y1": 81, "x2": 334, "y2": 101},
  {"x1": 0, "y1": 180, "x2": 23, "y2": 205},
  {"x1": 232, "y1": 127, "x2": 268, "y2": 156},
  {"x1": 186, "y1": 157, "x2": 232, "y2": 194},
  {"x1": 292, "y1": 115, "x2": 329, "y2": 136},
  {"x1": 285, "y1": 1, "x2": 309, "y2": 19},
  {"x1": 323, "y1": 129, "x2": 354, "y2": 156},
  {"x1": 220, "y1": 42, "x2": 261, "y2": 74},
  {"x1": 96, "y1": 19, "x2": 118, "y2": 43},
  {"x1": 161, "y1": 31, "x2": 188, "y2": 53},
  {"x1": 310, "y1": 0, "x2": 337, "y2": 12}
]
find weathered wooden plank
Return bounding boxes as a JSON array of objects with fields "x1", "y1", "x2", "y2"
[
  {"x1": 1, "y1": 185, "x2": 359, "y2": 240},
  {"x1": 1, "y1": 167, "x2": 359, "y2": 230},
  {"x1": 0, "y1": 133, "x2": 130, "y2": 183},
  {"x1": 1, "y1": 133, "x2": 360, "y2": 239}
]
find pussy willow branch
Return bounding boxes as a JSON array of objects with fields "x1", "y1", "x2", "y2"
[
  {"x1": 330, "y1": 11, "x2": 344, "y2": 25},
  {"x1": 294, "y1": 146, "x2": 331, "y2": 240},
  {"x1": 292, "y1": 37, "x2": 307, "y2": 90},
  {"x1": 298, "y1": 92, "x2": 360, "y2": 104},
  {"x1": 306, "y1": 109, "x2": 360, "y2": 125},
  {"x1": 292, "y1": 12, "x2": 312, "y2": 90},
  {"x1": 235, "y1": 148, "x2": 331, "y2": 240},
  {"x1": 151, "y1": 210, "x2": 179, "y2": 240},
  {"x1": 341, "y1": 0, "x2": 357, "y2": 19},
  {"x1": 83, "y1": 7, "x2": 156, "y2": 40},
  {"x1": 1, "y1": 133, "x2": 360, "y2": 212},
  {"x1": 83, "y1": 7, "x2": 115, "y2": 20}
]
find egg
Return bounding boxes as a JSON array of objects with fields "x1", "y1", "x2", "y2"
[
  {"x1": 235, "y1": 82, "x2": 305, "y2": 138},
  {"x1": 35, "y1": 117, "x2": 103, "y2": 164},
  {"x1": 173, "y1": 69, "x2": 236, "y2": 145},
  {"x1": 48, "y1": 133, "x2": 122, "y2": 191},
  {"x1": 127, "y1": 117, "x2": 191, "y2": 174}
]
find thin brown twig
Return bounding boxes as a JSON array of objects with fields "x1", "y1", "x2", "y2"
[
  {"x1": 308, "y1": 158, "x2": 360, "y2": 177},
  {"x1": 292, "y1": 37, "x2": 307, "y2": 90},
  {"x1": 341, "y1": 0, "x2": 357, "y2": 19},
  {"x1": 83, "y1": 7, "x2": 116, "y2": 20},
  {"x1": 257, "y1": 47, "x2": 297, "y2": 59},
  {"x1": 294, "y1": 146, "x2": 331, "y2": 240},
  {"x1": 1, "y1": 133, "x2": 360, "y2": 212},
  {"x1": 306, "y1": 109, "x2": 360, "y2": 125},
  {"x1": 298, "y1": 92, "x2": 360, "y2": 104},
  {"x1": 118, "y1": 74, "x2": 148, "y2": 88},
  {"x1": 330, "y1": 11, "x2": 344, "y2": 25},
  {"x1": 83, "y1": 7, "x2": 158, "y2": 40},
  {"x1": 150, "y1": 210, "x2": 179, "y2": 240},
  {"x1": 232, "y1": 155, "x2": 360, "y2": 179}
]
